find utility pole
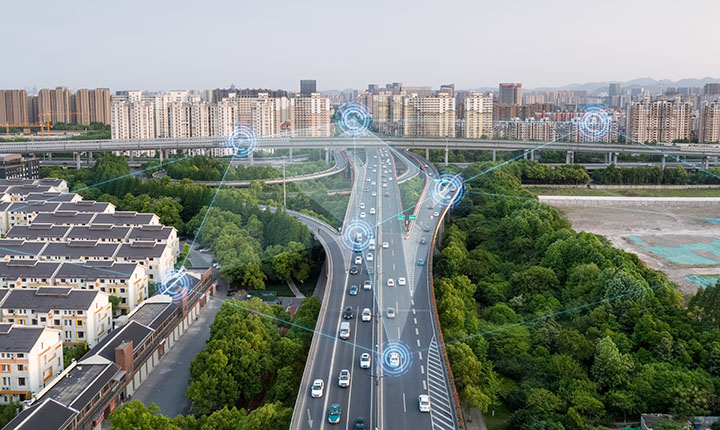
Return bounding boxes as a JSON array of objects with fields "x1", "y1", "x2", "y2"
[{"x1": 283, "y1": 160, "x2": 287, "y2": 208}]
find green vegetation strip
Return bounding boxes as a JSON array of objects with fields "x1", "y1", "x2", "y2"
[{"x1": 431, "y1": 159, "x2": 720, "y2": 429}]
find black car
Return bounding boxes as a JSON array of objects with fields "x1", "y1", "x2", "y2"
[
  {"x1": 343, "y1": 306, "x2": 354, "y2": 319},
  {"x1": 350, "y1": 265, "x2": 359, "y2": 275},
  {"x1": 354, "y1": 417, "x2": 366, "y2": 430},
  {"x1": 422, "y1": 225, "x2": 430, "y2": 232}
]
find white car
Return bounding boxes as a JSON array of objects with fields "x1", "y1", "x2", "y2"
[
  {"x1": 366, "y1": 177, "x2": 371, "y2": 182},
  {"x1": 387, "y1": 278, "x2": 395, "y2": 287},
  {"x1": 419, "y1": 394, "x2": 431, "y2": 412},
  {"x1": 338, "y1": 369, "x2": 350, "y2": 388},
  {"x1": 371, "y1": 181, "x2": 376, "y2": 186},
  {"x1": 354, "y1": 255, "x2": 363, "y2": 265},
  {"x1": 389, "y1": 351, "x2": 400, "y2": 367},
  {"x1": 366, "y1": 253, "x2": 373, "y2": 262},
  {"x1": 370, "y1": 208, "x2": 376, "y2": 215},
  {"x1": 361, "y1": 308, "x2": 372, "y2": 322},
  {"x1": 371, "y1": 192, "x2": 377, "y2": 197},
  {"x1": 382, "y1": 242, "x2": 389, "y2": 249},
  {"x1": 433, "y1": 211, "x2": 440, "y2": 217},
  {"x1": 382, "y1": 183, "x2": 388, "y2": 188},
  {"x1": 360, "y1": 211, "x2": 366, "y2": 219},
  {"x1": 387, "y1": 307, "x2": 396, "y2": 318},
  {"x1": 363, "y1": 280, "x2": 372, "y2": 290},
  {"x1": 360, "y1": 353, "x2": 371, "y2": 369},
  {"x1": 360, "y1": 202, "x2": 365, "y2": 209},
  {"x1": 398, "y1": 277, "x2": 406, "y2": 286},
  {"x1": 311, "y1": 379, "x2": 324, "y2": 398}
]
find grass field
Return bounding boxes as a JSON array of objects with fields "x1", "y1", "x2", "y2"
[
  {"x1": 528, "y1": 187, "x2": 720, "y2": 197},
  {"x1": 484, "y1": 377, "x2": 515, "y2": 430}
]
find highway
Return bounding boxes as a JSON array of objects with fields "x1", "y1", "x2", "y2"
[{"x1": 291, "y1": 144, "x2": 457, "y2": 430}]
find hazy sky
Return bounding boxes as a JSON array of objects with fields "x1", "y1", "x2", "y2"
[{"x1": 2, "y1": 0, "x2": 719, "y2": 92}]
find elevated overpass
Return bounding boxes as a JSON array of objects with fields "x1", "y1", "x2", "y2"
[{"x1": 5, "y1": 136, "x2": 720, "y2": 169}]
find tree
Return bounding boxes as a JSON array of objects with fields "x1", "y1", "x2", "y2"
[
  {"x1": 186, "y1": 349, "x2": 240, "y2": 414},
  {"x1": 447, "y1": 342, "x2": 498, "y2": 414},
  {"x1": 591, "y1": 336, "x2": 633, "y2": 390},
  {"x1": 654, "y1": 420, "x2": 686, "y2": 430},
  {"x1": 510, "y1": 266, "x2": 560, "y2": 296},
  {"x1": 109, "y1": 401, "x2": 177, "y2": 430}
]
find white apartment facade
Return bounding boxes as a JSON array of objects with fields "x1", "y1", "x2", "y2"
[
  {"x1": 0, "y1": 324, "x2": 63, "y2": 404},
  {"x1": 0, "y1": 287, "x2": 112, "y2": 348},
  {"x1": 463, "y1": 93, "x2": 493, "y2": 139}
]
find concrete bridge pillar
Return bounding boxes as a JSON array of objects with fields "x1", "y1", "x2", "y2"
[
  {"x1": 289, "y1": 148, "x2": 293, "y2": 162},
  {"x1": 613, "y1": 152, "x2": 618, "y2": 165},
  {"x1": 661, "y1": 154, "x2": 666, "y2": 169},
  {"x1": 249, "y1": 152, "x2": 254, "y2": 165},
  {"x1": 159, "y1": 150, "x2": 163, "y2": 163},
  {"x1": 704, "y1": 156, "x2": 710, "y2": 170},
  {"x1": 48, "y1": 153, "x2": 52, "y2": 161},
  {"x1": 129, "y1": 152, "x2": 134, "y2": 163},
  {"x1": 566, "y1": 151, "x2": 574, "y2": 164},
  {"x1": 88, "y1": 151, "x2": 93, "y2": 159},
  {"x1": 75, "y1": 152, "x2": 81, "y2": 169},
  {"x1": 444, "y1": 147, "x2": 449, "y2": 165},
  {"x1": 492, "y1": 149, "x2": 497, "y2": 162},
  {"x1": 425, "y1": 147, "x2": 429, "y2": 160},
  {"x1": 325, "y1": 148, "x2": 330, "y2": 164}
]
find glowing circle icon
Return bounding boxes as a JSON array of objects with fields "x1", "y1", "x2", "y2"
[
  {"x1": 225, "y1": 124, "x2": 258, "y2": 158},
  {"x1": 579, "y1": 106, "x2": 610, "y2": 141},
  {"x1": 159, "y1": 268, "x2": 191, "y2": 304},
  {"x1": 431, "y1": 173, "x2": 465, "y2": 208},
  {"x1": 341, "y1": 218, "x2": 374, "y2": 252},
  {"x1": 381, "y1": 341, "x2": 412, "y2": 376},
  {"x1": 337, "y1": 104, "x2": 371, "y2": 136}
]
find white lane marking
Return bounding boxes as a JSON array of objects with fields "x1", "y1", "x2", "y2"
[
  {"x1": 413, "y1": 318, "x2": 417, "y2": 325},
  {"x1": 421, "y1": 365, "x2": 425, "y2": 374},
  {"x1": 415, "y1": 327, "x2": 419, "y2": 336},
  {"x1": 397, "y1": 326, "x2": 401, "y2": 338},
  {"x1": 418, "y1": 351, "x2": 423, "y2": 360},
  {"x1": 417, "y1": 339, "x2": 421, "y2": 347},
  {"x1": 411, "y1": 299, "x2": 415, "y2": 306},
  {"x1": 422, "y1": 380, "x2": 427, "y2": 390},
  {"x1": 412, "y1": 308, "x2": 416, "y2": 315},
  {"x1": 402, "y1": 392, "x2": 407, "y2": 413}
]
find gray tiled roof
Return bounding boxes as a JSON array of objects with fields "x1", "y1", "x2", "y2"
[
  {"x1": 128, "y1": 225, "x2": 174, "y2": 241},
  {"x1": 3, "y1": 398, "x2": 75, "y2": 430},
  {"x1": 0, "y1": 260, "x2": 60, "y2": 279},
  {"x1": 58, "y1": 201, "x2": 114, "y2": 213},
  {"x1": 92, "y1": 211, "x2": 158, "y2": 225},
  {"x1": 32, "y1": 211, "x2": 95, "y2": 225},
  {"x1": 0, "y1": 324, "x2": 46, "y2": 353},
  {"x1": 0, "y1": 240, "x2": 46, "y2": 258},
  {"x1": 0, "y1": 288, "x2": 100, "y2": 313},
  {"x1": 66, "y1": 225, "x2": 130, "y2": 241},
  {"x1": 116, "y1": 242, "x2": 166, "y2": 259},
  {"x1": 6, "y1": 224, "x2": 70, "y2": 240},
  {"x1": 41, "y1": 241, "x2": 119, "y2": 259}
]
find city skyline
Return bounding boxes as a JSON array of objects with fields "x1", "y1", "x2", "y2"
[{"x1": 2, "y1": 0, "x2": 720, "y2": 91}]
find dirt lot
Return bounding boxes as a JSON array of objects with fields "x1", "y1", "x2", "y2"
[{"x1": 557, "y1": 204, "x2": 720, "y2": 294}]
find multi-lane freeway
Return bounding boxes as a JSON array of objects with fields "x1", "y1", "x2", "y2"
[{"x1": 291, "y1": 145, "x2": 458, "y2": 430}]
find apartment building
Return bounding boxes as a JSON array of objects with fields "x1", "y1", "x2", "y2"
[
  {"x1": 0, "y1": 287, "x2": 112, "y2": 348},
  {"x1": 71, "y1": 89, "x2": 111, "y2": 125},
  {"x1": 501, "y1": 118, "x2": 557, "y2": 141},
  {"x1": 292, "y1": 93, "x2": 332, "y2": 137},
  {"x1": 626, "y1": 98, "x2": 692, "y2": 143},
  {"x1": 0, "y1": 323, "x2": 63, "y2": 404},
  {"x1": 4, "y1": 270, "x2": 216, "y2": 430},
  {"x1": 403, "y1": 93, "x2": 456, "y2": 137},
  {"x1": 0, "y1": 260, "x2": 147, "y2": 316},
  {"x1": 463, "y1": 93, "x2": 493, "y2": 139},
  {"x1": 115, "y1": 242, "x2": 174, "y2": 282},
  {"x1": 699, "y1": 102, "x2": 720, "y2": 143},
  {"x1": 499, "y1": 83, "x2": 522, "y2": 105},
  {"x1": 0, "y1": 90, "x2": 28, "y2": 126}
]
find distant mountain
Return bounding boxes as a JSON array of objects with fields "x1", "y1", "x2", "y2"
[
  {"x1": 323, "y1": 77, "x2": 720, "y2": 96},
  {"x1": 530, "y1": 77, "x2": 720, "y2": 96}
]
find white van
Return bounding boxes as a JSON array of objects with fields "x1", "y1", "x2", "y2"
[
  {"x1": 339, "y1": 322, "x2": 351, "y2": 339},
  {"x1": 369, "y1": 239, "x2": 376, "y2": 250}
]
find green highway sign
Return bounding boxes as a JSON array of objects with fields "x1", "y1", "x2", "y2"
[
  {"x1": 397, "y1": 214, "x2": 405, "y2": 220},
  {"x1": 409, "y1": 215, "x2": 417, "y2": 221}
]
